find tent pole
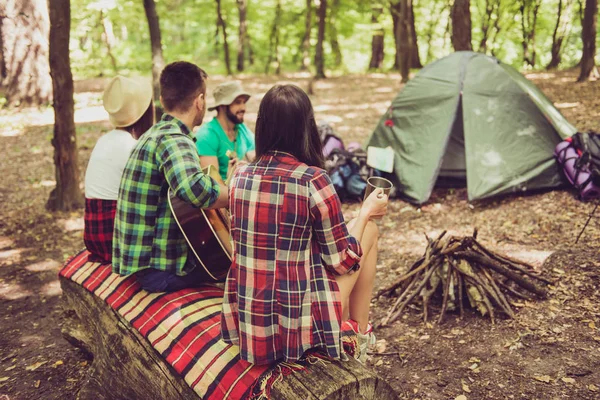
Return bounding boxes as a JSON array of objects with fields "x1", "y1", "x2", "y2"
[{"x1": 575, "y1": 201, "x2": 599, "y2": 244}]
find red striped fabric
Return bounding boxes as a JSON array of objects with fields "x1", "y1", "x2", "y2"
[
  {"x1": 60, "y1": 250, "x2": 271, "y2": 399},
  {"x1": 60, "y1": 250, "x2": 359, "y2": 399}
]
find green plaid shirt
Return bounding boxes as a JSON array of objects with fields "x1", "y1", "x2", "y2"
[{"x1": 112, "y1": 114, "x2": 221, "y2": 276}]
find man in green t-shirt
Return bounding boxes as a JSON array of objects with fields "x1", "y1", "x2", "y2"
[{"x1": 195, "y1": 81, "x2": 256, "y2": 182}]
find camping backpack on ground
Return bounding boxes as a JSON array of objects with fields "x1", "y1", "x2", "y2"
[
  {"x1": 318, "y1": 121, "x2": 345, "y2": 158},
  {"x1": 325, "y1": 147, "x2": 378, "y2": 201},
  {"x1": 318, "y1": 122, "x2": 377, "y2": 201},
  {"x1": 554, "y1": 131, "x2": 600, "y2": 201}
]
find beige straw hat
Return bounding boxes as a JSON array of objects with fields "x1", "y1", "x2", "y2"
[
  {"x1": 103, "y1": 76, "x2": 153, "y2": 127},
  {"x1": 208, "y1": 81, "x2": 251, "y2": 111}
]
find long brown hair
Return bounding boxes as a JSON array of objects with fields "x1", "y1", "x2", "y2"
[
  {"x1": 255, "y1": 85, "x2": 324, "y2": 169},
  {"x1": 122, "y1": 100, "x2": 154, "y2": 139}
]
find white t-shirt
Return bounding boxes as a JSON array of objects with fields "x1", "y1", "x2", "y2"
[{"x1": 84, "y1": 129, "x2": 137, "y2": 200}]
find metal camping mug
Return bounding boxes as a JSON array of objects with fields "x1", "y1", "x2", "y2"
[{"x1": 363, "y1": 176, "x2": 393, "y2": 201}]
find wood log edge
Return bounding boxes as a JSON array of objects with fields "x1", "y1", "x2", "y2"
[{"x1": 60, "y1": 276, "x2": 399, "y2": 400}]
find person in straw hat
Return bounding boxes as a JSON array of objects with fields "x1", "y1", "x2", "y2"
[
  {"x1": 112, "y1": 61, "x2": 229, "y2": 292},
  {"x1": 195, "y1": 81, "x2": 255, "y2": 182},
  {"x1": 83, "y1": 75, "x2": 154, "y2": 264}
]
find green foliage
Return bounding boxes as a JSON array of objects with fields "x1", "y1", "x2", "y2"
[{"x1": 69, "y1": 0, "x2": 591, "y2": 79}]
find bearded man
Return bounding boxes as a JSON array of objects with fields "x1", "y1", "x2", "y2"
[{"x1": 195, "y1": 81, "x2": 256, "y2": 182}]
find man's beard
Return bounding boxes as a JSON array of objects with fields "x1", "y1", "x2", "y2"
[{"x1": 226, "y1": 106, "x2": 244, "y2": 125}]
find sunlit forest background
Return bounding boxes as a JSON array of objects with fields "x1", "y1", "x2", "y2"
[{"x1": 61, "y1": 0, "x2": 596, "y2": 77}]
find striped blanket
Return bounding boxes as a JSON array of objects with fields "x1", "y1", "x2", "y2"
[{"x1": 60, "y1": 250, "x2": 358, "y2": 399}]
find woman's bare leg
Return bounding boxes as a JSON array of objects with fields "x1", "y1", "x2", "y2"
[{"x1": 334, "y1": 219, "x2": 379, "y2": 333}]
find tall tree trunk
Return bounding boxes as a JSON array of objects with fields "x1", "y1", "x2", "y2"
[
  {"x1": 47, "y1": 0, "x2": 84, "y2": 211},
  {"x1": 369, "y1": 5, "x2": 385, "y2": 69},
  {"x1": 315, "y1": 0, "x2": 327, "y2": 79},
  {"x1": 215, "y1": 0, "x2": 232, "y2": 76},
  {"x1": 520, "y1": 0, "x2": 541, "y2": 67},
  {"x1": 409, "y1": 3, "x2": 422, "y2": 68},
  {"x1": 100, "y1": 10, "x2": 118, "y2": 73},
  {"x1": 0, "y1": 15, "x2": 7, "y2": 82},
  {"x1": 547, "y1": 0, "x2": 574, "y2": 69},
  {"x1": 391, "y1": 0, "x2": 418, "y2": 70},
  {"x1": 300, "y1": 0, "x2": 313, "y2": 70},
  {"x1": 328, "y1": 0, "x2": 342, "y2": 67},
  {"x1": 143, "y1": 0, "x2": 164, "y2": 105},
  {"x1": 451, "y1": 0, "x2": 473, "y2": 51},
  {"x1": 391, "y1": 1, "x2": 401, "y2": 70},
  {"x1": 236, "y1": 0, "x2": 247, "y2": 72},
  {"x1": 2, "y1": 0, "x2": 52, "y2": 106},
  {"x1": 265, "y1": 0, "x2": 282, "y2": 75},
  {"x1": 398, "y1": 0, "x2": 412, "y2": 82},
  {"x1": 246, "y1": 33, "x2": 254, "y2": 65},
  {"x1": 578, "y1": 0, "x2": 598, "y2": 81}
]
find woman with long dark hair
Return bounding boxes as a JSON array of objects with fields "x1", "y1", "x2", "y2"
[{"x1": 221, "y1": 84, "x2": 388, "y2": 365}]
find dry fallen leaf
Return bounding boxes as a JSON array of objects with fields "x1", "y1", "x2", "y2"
[
  {"x1": 589, "y1": 384, "x2": 599, "y2": 392},
  {"x1": 4, "y1": 366, "x2": 15, "y2": 372},
  {"x1": 25, "y1": 361, "x2": 47, "y2": 372},
  {"x1": 375, "y1": 339, "x2": 387, "y2": 354},
  {"x1": 533, "y1": 375, "x2": 552, "y2": 383},
  {"x1": 561, "y1": 377, "x2": 576, "y2": 384},
  {"x1": 34, "y1": 380, "x2": 41, "y2": 388},
  {"x1": 53, "y1": 360, "x2": 64, "y2": 367},
  {"x1": 0, "y1": 377, "x2": 9, "y2": 382},
  {"x1": 588, "y1": 321, "x2": 596, "y2": 329},
  {"x1": 455, "y1": 395, "x2": 468, "y2": 400},
  {"x1": 461, "y1": 379, "x2": 472, "y2": 393}
]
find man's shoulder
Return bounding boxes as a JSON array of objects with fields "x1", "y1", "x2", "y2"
[
  {"x1": 238, "y1": 123, "x2": 253, "y2": 135},
  {"x1": 196, "y1": 119, "x2": 221, "y2": 140}
]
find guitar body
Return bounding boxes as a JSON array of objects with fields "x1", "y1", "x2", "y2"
[{"x1": 168, "y1": 165, "x2": 233, "y2": 282}]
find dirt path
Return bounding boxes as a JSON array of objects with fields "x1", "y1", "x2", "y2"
[{"x1": 0, "y1": 70, "x2": 599, "y2": 399}]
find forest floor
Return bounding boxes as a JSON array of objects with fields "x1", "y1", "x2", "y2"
[{"x1": 0, "y1": 69, "x2": 599, "y2": 400}]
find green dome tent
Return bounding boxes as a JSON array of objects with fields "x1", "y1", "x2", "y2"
[{"x1": 366, "y1": 51, "x2": 577, "y2": 204}]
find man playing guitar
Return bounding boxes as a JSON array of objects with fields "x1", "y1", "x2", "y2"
[{"x1": 112, "y1": 62, "x2": 228, "y2": 292}]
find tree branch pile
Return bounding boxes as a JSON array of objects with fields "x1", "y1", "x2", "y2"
[{"x1": 376, "y1": 230, "x2": 553, "y2": 326}]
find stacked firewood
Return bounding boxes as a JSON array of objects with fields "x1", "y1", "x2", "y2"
[{"x1": 376, "y1": 230, "x2": 552, "y2": 326}]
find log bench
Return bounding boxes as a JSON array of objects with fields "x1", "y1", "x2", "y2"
[{"x1": 59, "y1": 251, "x2": 399, "y2": 400}]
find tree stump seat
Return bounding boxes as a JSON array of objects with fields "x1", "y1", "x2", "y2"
[{"x1": 60, "y1": 250, "x2": 399, "y2": 399}]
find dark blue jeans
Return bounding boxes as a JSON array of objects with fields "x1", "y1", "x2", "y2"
[{"x1": 134, "y1": 267, "x2": 209, "y2": 293}]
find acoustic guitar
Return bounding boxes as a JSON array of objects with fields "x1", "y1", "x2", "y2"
[{"x1": 168, "y1": 165, "x2": 232, "y2": 282}]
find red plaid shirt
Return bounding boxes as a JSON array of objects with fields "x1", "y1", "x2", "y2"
[
  {"x1": 84, "y1": 198, "x2": 117, "y2": 264},
  {"x1": 221, "y1": 151, "x2": 363, "y2": 365}
]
